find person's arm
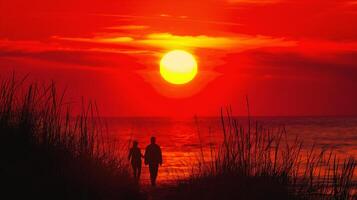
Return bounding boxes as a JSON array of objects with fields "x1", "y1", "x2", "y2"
[
  {"x1": 128, "y1": 149, "x2": 132, "y2": 161},
  {"x1": 159, "y1": 147, "x2": 162, "y2": 165},
  {"x1": 139, "y1": 148, "x2": 144, "y2": 158},
  {"x1": 144, "y1": 147, "x2": 148, "y2": 165}
]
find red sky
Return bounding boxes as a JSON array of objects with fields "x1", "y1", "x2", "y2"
[{"x1": 1, "y1": 0, "x2": 357, "y2": 117}]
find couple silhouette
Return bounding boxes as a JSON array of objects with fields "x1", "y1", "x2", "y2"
[{"x1": 128, "y1": 136, "x2": 162, "y2": 186}]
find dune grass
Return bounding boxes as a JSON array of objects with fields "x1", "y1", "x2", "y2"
[
  {"x1": 0, "y1": 76, "x2": 144, "y2": 200},
  {"x1": 2, "y1": 75, "x2": 355, "y2": 200},
  {"x1": 170, "y1": 107, "x2": 357, "y2": 200}
]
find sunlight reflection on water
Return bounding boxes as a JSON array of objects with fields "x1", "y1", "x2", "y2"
[{"x1": 105, "y1": 117, "x2": 357, "y2": 184}]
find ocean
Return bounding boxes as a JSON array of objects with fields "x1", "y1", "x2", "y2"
[{"x1": 104, "y1": 117, "x2": 357, "y2": 184}]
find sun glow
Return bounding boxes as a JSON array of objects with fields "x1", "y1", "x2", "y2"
[{"x1": 159, "y1": 50, "x2": 198, "y2": 85}]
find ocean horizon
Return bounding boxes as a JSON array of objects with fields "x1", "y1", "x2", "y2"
[{"x1": 104, "y1": 116, "x2": 357, "y2": 184}]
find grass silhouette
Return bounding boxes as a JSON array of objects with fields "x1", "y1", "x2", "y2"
[
  {"x1": 168, "y1": 107, "x2": 357, "y2": 200},
  {"x1": 0, "y1": 76, "x2": 144, "y2": 200},
  {"x1": 1, "y1": 75, "x2": 356, "y2": 200}
]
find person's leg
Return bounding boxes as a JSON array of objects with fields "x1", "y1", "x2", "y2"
[
  {"x1": 132, "y1": 164, "x2": 137, "y2": 179},
  {"x1": 149, "y1": 164, "x2": 159, "y2": 186},
  {"x1": 137, "y1": 164, "x2": 142, "y2": 181},
  {"x1": 149, "y1": 165, "x2": 155, "y2": 186},
  {"x1": 152, "y1": 164, "x2": 158, "y2": 186}
]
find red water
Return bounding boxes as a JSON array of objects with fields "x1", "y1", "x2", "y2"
[{"x1": 105, "y1": 117, "x2": 357, "y2": 184}]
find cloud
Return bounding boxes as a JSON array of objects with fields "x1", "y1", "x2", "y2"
[
  {"x1": 106, "y1": 25, "x2": 149, "y2": 30},
  {"x1": 0, "y1": 39, "x2": 149, "y2": 69},
  {"x1": 347, "y1": 1, "x2": 357, "y2": 5},
  {"x1": 4, "y1": 33, "x2": 357, "y2": 77},
  {"x1": 226, "y1": 0, "x2": 281, "y2": 4},
  {"x1": 248, "y1": 50, "x2": 357, "y2": 81},
  {"x1": 53, "y1": 36, "x2": 134, "y2": 43},
  {"x1": 0, "y1": 40, "x2": 65, "y2": 52},
  {"x1": 142, "y1": 33, "x2": 295, "y2": 50},
  {"x1": 0, "y1": 48, "x2": 115, "y2": 69},
  {"x1": 54, "y1": 32, "x2": 296, "y2": 52}
]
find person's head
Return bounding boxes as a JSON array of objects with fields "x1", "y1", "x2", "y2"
[
  {"x1": 132, "y1": 140, "x2": 138, "y2": 148},
  {"x1": 150, "y1": 136, "x2": 156, "y2": 144}
]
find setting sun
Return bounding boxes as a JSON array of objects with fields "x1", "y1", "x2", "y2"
[{"x1": 159, "y1": 50, "x2": 198, "y2": 85}]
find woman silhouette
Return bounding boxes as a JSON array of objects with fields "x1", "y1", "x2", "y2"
[{"x1": 128, "y1": 140, "x2": 143, "y2": 182}]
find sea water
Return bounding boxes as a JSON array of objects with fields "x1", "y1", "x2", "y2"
[{"x1": 104, "y1": 117, "x2": 357, "y2": 184}]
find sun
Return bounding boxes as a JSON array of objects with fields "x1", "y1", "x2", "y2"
[{"x1": 160, "y1": 50, "x2": 198, "y2": 85}]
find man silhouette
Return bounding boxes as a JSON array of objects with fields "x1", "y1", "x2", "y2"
[
  {"x1": 128, "y1": 141, "x2": 143, "y2": 183},
  {"x1": 144, "y1": 136, "x2": 162, "y2": 186}
]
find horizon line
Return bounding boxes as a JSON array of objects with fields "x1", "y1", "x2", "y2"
[{"x1": 95, "y1": 114, "x2": 357, "y2": 118}]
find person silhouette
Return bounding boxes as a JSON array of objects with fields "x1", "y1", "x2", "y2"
[
  {"x1": 128, "y1": 140, "x2": 143, "y2": 183},
  {"x1": 144, "y1": 136, "x2": 162, "y2": 186}
]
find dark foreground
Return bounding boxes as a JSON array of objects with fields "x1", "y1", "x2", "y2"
[
  {"x1": 0, "y1": 79, "x2": 144, "y2": 200},
  {"x1": 0, "y1": 78, "x2": 356, "y2": 200}
]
